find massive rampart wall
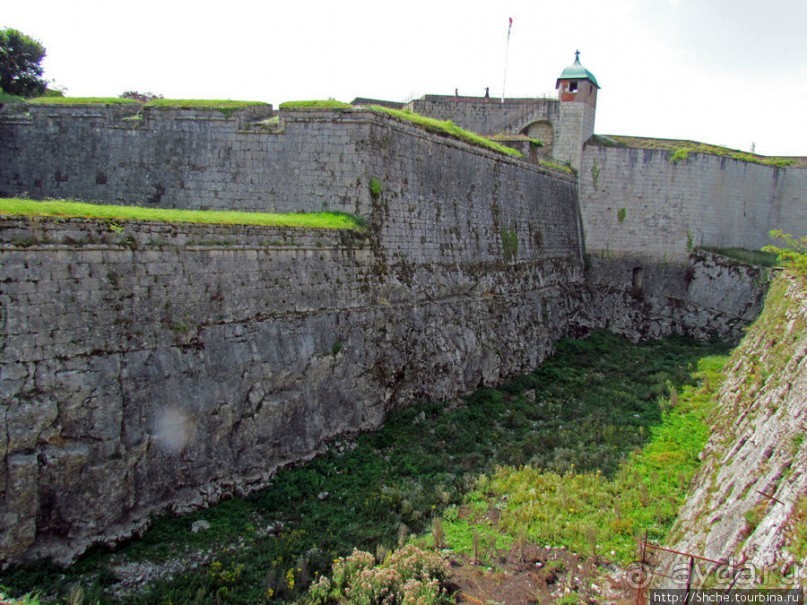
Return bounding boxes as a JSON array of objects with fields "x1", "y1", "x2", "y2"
[
  {"x1": 0, "y1": 103, "x2": 781, "y2": 567},
  {"x1": 0, "y1": 103, "x2": 360, "y2": 214},
  {"x1": 0, "y1": 104, "x2": 581, "y2": 264},
  {"x1": 579, "y1": 144, "x2": 807, "y2": 258},
  {"x1": 0, "y1": 106, "x2": 587, "y2": 565}
]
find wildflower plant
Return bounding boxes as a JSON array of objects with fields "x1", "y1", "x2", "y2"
[{"x1": 305, "y1": 544, "x2": 450, "y2": 604}]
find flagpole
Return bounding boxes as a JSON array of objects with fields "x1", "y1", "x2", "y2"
[{"x1": 502, "y1": 17, "x2": 512, "y2": 103}]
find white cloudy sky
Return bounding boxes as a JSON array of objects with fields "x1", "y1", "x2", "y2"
[{"x1": 4, "y1": 0, "x2": 806, "y2": 156}]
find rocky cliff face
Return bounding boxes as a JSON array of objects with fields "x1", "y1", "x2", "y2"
[
  {"x1": 584, "y1": 251, "x2": 771, "y2": 344},
  {"x1": 656, "y1": 273, "x2": 806, "y2": 587}
]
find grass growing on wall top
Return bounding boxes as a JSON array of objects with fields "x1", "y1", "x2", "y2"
[
  {"x1": 28, "y1": 97, "x2": 270, "y2": 115},
  {"x1": 276, "y1": 101, "x2": 525, "y2": 159},
  {"x1": 369, "y1": 105, "x2": 524, "y2": 159},
  {"x1": 27, "y1": 96, "x2": 140, "y2": 106},
  {"x1": 595, "y1": 134, "x2": 797, "y2": 168},
  {"x1": 279, "y1": 99, "x2": 353, "y2": 110},
  {"x1": 700, "y1": 247, "x2": 779, "y2": 267},
  {"x1": 538, "y1": 158, "x2": 575, "y2": 174},
  {"x1": 143, "y1": 98, "x2": 269, "y2": 116},
  {"x1": 0, "y1": 198, "x2": 365, "y2": 230},
  {"x1": 0, "y1": 90, "x2": 25, "y2": 103}
]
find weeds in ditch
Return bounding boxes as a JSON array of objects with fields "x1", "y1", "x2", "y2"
[
  {"x1": 442, "y1": 353, "x2": 727, "y2": 564},
  {"x1": 0, "y1": 331, "x2": 728, "y2": 603}
]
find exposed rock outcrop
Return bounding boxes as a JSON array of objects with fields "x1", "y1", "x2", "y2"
[{"x1": 656, "y1": 273, "x2": 806, "y2": 587}]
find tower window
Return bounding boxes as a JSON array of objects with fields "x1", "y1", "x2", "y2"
[{"x1": 569, "y1": 81, "x2": 578, "y2": 92}]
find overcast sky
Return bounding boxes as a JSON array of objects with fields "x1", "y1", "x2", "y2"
[{"x1": 4, "y1": 0, "x2": 806, "y2": 156}]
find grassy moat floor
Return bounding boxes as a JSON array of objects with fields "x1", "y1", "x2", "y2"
[{"x1": 1, "y1": 331, "x2": 731, "y2": 604}]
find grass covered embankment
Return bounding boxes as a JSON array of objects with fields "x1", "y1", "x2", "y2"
[{"x1": 0, "y1": 198, "x2": 365, "y2": 230}]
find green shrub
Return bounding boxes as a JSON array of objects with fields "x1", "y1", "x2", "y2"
[
  {"x1": 369, "y1": 177, "x2": 383, "y2": 200},
  {"x1": 0, "y1": 90, "x2": 25, "y2": 104},
  {"x1": 501, "y1": 227, "x2": 518, "y2": 260},
  {"x1": 669, "y1": 148, "x2": 690, "y2": 164},
  {"x1": 0, "y1": 590, "x2": 40, "y2": 605},
  {"x1": 789, "y1": 496, "x2": 807, "y2": 560}
]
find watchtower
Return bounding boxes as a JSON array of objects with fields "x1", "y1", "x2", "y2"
[
  {"x1": 556, "y1": 50, "x2": 599, "y2": 110},
  {"x1": 553, "y1": 51, "x2": 600, "y2": 170}
]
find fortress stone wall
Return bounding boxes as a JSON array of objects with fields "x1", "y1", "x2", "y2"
[
  {"x1": 579, "y1": 143, "x2": 807, "y2": 259},
  {"x1": 0, "y1": 105, "x2": 589, "y2": 565},
  {"x1": 0, "y1": 101, "x2": 786, "y2": 566},
  {"x1": 0, "y1": 220, "x2": 584, "y2": 564},
  {"x1": 0, "y1": 104, "x2": 581, "y2": 264}
]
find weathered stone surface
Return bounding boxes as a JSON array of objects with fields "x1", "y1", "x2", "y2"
[
  {"x1": 0, "y1": 104, "x2": 790, "y2": 570},
  {"x1": 579, "y1": 144, "x2": 807, "y2": 259},
  {"x1": 582, "y1": 250, "x2": 771, "y2": 343},
  {"x1": 0, "y1": 129, "x2": 585, "y2": 566},
  {"x1": 655, "y1": 275, "x2": 806, "y2": 587},
  {"x1": 1, "y1": 454, "x2": 38, "y2": 559}
]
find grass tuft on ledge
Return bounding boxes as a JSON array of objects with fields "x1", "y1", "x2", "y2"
[{"x1": 0, "y1": 198, "x2": 365, "y2": 230}]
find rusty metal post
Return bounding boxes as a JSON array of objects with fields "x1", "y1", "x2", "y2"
[{"x1": 684, "y1": 555, "x2": 694, "y2": 604}]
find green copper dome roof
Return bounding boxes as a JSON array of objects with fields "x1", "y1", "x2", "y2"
[{"x1": 557, "y1": 51, "x2": 599, "y2": 88}]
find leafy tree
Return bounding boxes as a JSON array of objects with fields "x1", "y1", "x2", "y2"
[{"x1": 0, "y1": 27, "x2": 47, "y2": 97}]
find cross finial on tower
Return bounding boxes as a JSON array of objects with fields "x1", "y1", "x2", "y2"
[{"x1": 575, "y1": 49, "x2": 580, "y2": 62}]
